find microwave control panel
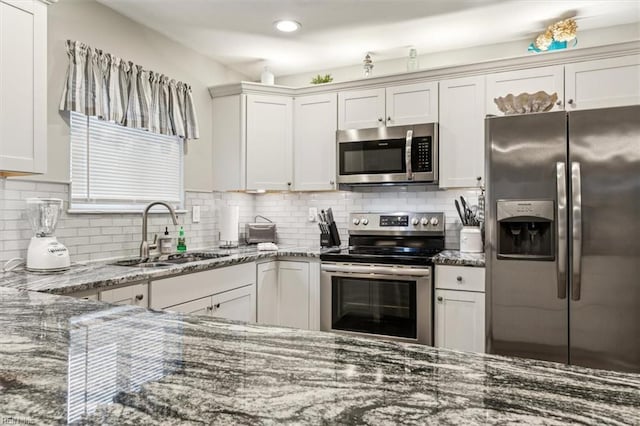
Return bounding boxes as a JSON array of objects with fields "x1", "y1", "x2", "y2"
[{"x1": 414, "y1": 137, "x2": 432, "y2": 172}]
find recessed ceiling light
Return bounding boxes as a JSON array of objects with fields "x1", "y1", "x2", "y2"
[{"x1": 274, "y1": 20, "x2": 301, "y2": 33}]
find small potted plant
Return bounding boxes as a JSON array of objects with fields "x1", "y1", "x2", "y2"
[{"x1": 310, "y1": 74, "x2": 333, "y2": 84}]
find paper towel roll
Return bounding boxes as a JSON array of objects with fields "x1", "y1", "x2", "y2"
[{"x1": 219, "y1": 205, "x2": 239, "y2": 247}]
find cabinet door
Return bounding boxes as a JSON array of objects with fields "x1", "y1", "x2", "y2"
[
  {"x1": 0, "y1": 0, "x2": 46, "y2": 175},
  {"x1": 565, "y1": 55, "x2": 640, "y2": 110},
  {"x1": 439, "y1": 76, "x2": 485, "y2": 188},
  {"x1": 165, "y1": 295, "x2": 212, "y2": 316},
  {"x1": 486, "y1": 65, "x2": 564, "y2": 116},
  {"x1": 338, "y1": 88, "x2": 385, "y2": 130},
  {"x1": 293, "y1": 93, "x2": 337, "y2": 191},
  {"x1": 278, "y1": 261, "x2": 310, "y2": 329},
  {"x1": 435, "y1": 289, "x2": 485, "y2": 353},
  {"x1": 211, "y1": 284, "x2": 256, "y2": 323},
  {"x1": 257, "y1": 261, "x2": 279, "y2": 325},
  {"x1": 212, "y1": 94, "x2": 244, "y2": 191},
  {"x1": 100, "y1": 283, "x2": 149, "y2": 308},
  {"x1": 246, "y1": 94, "x2": 293, "y2": 191},
  {"x1": 386, "y1": 81, "x2": 438, "y2": 126}
]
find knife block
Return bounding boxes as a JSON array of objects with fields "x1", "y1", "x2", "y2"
[{"x1": 319, "y1": 222, "x2": 341, "y2": 248}]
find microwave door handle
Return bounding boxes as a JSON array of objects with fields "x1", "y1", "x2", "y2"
[{"x1": 405, "y1": 129, "x2": 413, "y2": 180}]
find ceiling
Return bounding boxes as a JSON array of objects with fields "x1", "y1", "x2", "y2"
[{"x1": 96, "y1": 0, "x2": 640, "y2": 80}]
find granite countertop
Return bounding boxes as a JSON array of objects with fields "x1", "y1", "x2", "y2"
[
  {"x1": 431, "y1": 250, "x2": 486, "y2": 267},
  {"x1": 0, "y1": 286, "x2": 638, "y2": 425},
  {"x1": 0, "y1": 246, "x2": 330, "y2": 296}
]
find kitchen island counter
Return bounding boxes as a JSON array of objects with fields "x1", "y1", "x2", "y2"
[{"x1": 0, "y1": 287, "x2": 638, "y2": 425}]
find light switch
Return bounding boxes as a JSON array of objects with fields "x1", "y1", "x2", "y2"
[
  {"x1": 308, "y1": 207, "x2": 317, "y2": 222},
  {"x1": 192, "y1": 205, "x2": 201, "y2": 223}
]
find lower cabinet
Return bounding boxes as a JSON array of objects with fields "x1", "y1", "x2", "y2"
[
  {"x1": 256, "y1": 259, "x2": 319, "y2": 330},
  {"x1": 150, "y1": 262, "x2": 257, "y2": 323},
  {"x1": 167, "y1": 284, "x2": 256, "y2": 322},
  {"x1": 434, "y1": 265, "x2": 485, "y2": 353},
  {"x1": 100, "y1": 282, "x2": 149, "y2": 308}
]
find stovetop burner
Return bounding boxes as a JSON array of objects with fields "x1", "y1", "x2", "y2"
[{"x1": 320, "y1": 211, "x2": 446, "y2": 266}]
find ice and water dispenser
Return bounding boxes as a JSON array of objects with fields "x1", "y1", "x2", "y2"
[{"x1": 496, "y1": 200, "x2": 555, "y2": 260}]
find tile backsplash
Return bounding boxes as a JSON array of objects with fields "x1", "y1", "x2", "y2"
[{"x1": 0, "y1": 178, "x2": 480, "y2": 264}]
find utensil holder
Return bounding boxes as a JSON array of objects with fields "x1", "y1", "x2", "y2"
[{"x1": 460, "y1": 226, "x2": 483, "y2": 253}]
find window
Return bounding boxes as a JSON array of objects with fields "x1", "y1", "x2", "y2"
[{"x1": 70, "y1": 112, "x2": 184, "y2": 212}]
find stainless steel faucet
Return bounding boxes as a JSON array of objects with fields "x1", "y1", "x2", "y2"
[{"x1": 140, "y1": 201, "x2": 179, "y2": 258}]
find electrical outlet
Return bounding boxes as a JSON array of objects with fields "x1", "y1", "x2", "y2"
[
  {"x1": 192, "y1": 205, "x2": 201, "y2": 223},
  {"x1": 308, "y1": 207, "x2": 317, "y2": 222}
]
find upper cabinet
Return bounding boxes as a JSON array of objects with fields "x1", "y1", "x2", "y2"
[
  {"x1": 246, "y1": 94, "x2": 293, "y2": 191},
  {"x1": 565, "y1": 55, "x2": 640, "y2": 110},
  {"x1": 338, "y1": 82, "x2": 438, "y2": 130},
  {"x1": 0, "y1": 0, "x2": 47, "y2": 176},
  {"x1": 293, "y1": 93, "x2": 337, "y2": 191},
  {"x1": 439, "y1": 76, "x2": 485, "y2": 188},
  {"x1": 212, "y1": 93, "x2": 294, "y2": 191},
  {"x1": 486, "y1": 65, "x2": 564, "y2": 115}
]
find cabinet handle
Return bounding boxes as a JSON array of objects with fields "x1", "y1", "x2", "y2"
[
  {"x1": 567, "y1": 99, "x2": 574, "y2": 105},
  {"x1": 378, "y1": 117, "x2": 383, "y2": 122},
  {"x1": 437, "y1": 296, "x2": 443, "y2": 302},
  {"x1": 207, "y1": 306, "x2": 213, "y2": 311},
  {"x1": 214, "y1": 303, "x2": 221, "y2": 310},
  {"x1": 476, "y1": 176, "x2": 482, "y2": 182},
  {"x1": 556, "y1": 100, "x2": 562, "y2": 106},
  {"x1": 387, "y1": 116, "x2": 391, "y2": 121},
  {"x1": 456, "y1": 276, "x2": 463, "y2": 282},
  {"x1": 329, "y1": 180, "x2": 335, "y2": 185},
  {"x1": 135, "y1": 294, "x2": 144, "y2": 301},
  {"x1": 287, "y1": 182, "x2": 291, "y2": 186}
]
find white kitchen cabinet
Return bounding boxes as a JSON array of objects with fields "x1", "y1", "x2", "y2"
[
  {"x1": 338, "y1": 83, "x2": 438, "y2": 130},
  {"x1": 257, "y1": 261, "x2": 279, "y2": 325},
  {"x1": 0, "y1": 0, "x2": 47, "y2": 176},
  {"x1": 210, "y1": 285, "x2": 256, "y2": 323},
  {"x1": 338, "y1": 88, "x2": 385, "y2": 130},
  {"x1": 278, "y1": 261, "x2": 310, "y2": 329},
  {"x1": 166, "y1": 295, "x2": 212, "y2": 316},
  {"x1": 385, "y1": 81, "x2": 438, "y2": 126},
  {"x1": 435, "y1": 265, "x2": 485, "y2": 353},
  {"x1": 100, "y1": 282, "x2": 149, "y2": 308},
  {"x1": 246, "y1": 94, "x2": 293, "y2": 191},
  {"x1": 150, "y1": 262, "x2": 256, "y2": 310},
  {"x1": 565, "y1": 55, "x2": 640, "y2": 110},
  {"x1": 256, "y1": 259, "x2": 319, "y2": 330},
  {"x1": 486, "y1": 65, "x2": 564, "y2": 116},
  {"x1": 439, "y1": 76, "x2": 486, "y2": 188},
  {"x1": 293, "y1": 93, "x2": 337, "y2": 191},
  {"x1": 435, "y1": 288, "x2": 485, "y2": 353}
]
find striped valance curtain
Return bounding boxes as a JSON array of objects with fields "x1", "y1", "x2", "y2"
[{"x1": 59, "y1": 40, "x2": 199, "y2": 140}]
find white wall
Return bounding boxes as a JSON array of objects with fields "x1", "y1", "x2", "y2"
[
  {"x1": 37, "y1": 0, "x2": 248, "y2": 191},
  {"x1": 276, "y1": 23, "x2": 640, "y2": 86}
]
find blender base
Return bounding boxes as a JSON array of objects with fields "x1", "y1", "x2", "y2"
[{"x1": 26, "y1": 237, "x2": 71, "y2": 273}]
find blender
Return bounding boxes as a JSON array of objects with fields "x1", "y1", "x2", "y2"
[{"x1": 25, "y1": 198, "x2": 70, "y2": 272}]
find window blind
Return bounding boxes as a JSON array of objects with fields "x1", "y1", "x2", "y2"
[{"x1": 70, "y1": 112, "x2": 183, "y2": 211}]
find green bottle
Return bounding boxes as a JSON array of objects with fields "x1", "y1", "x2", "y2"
[{"x1": 177, "y1": 226, "x2": 187, "y2": 252}]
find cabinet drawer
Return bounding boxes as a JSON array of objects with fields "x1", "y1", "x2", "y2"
[
  {"x1": 150, "y1": 262, "x2": 256, "y2": 309},
  {"x1": 435, "y1": 265, "x2": 485, "y2": 292}
]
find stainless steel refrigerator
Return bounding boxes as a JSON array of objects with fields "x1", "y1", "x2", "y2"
[{"x1": 485, "y1": 105, "x2": 640, "y2": 373}]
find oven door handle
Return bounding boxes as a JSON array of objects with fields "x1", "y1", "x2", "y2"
[
  {"x1": 321, "y1": 263, "x2": 430, "y2": 277},
  {"x1": 405, "y1": 129, "x2": 413, "y2": 180}
]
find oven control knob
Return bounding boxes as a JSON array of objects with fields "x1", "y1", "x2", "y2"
[
  {"x1": 430, "y1": 217, "x2": 439, "y2": 226},
  {"x1": 420, "y1": 217, "x2": 429, "y2": 226},
  {"x1": 361, "y1": 218, "x2": 369, "y2": 225},
  {"x1": 352, "y1": 218, "x2": 360, "y2": 225},
  {"x1": 411, "y1": 218, "x2": 419, "y2": 226}
]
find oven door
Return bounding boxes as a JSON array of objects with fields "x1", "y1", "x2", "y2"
[{"x1": 320, "y1": 263, "x2": 432, "y2": 345}]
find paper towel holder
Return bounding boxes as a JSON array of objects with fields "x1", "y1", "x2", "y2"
[{"x1": 219, "y1": 205, "x2": 240, "y2": 248}]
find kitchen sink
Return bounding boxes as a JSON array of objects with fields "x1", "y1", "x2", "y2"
[{"x1": 110, "y1": 252, "x2": 229, "y2": 268}]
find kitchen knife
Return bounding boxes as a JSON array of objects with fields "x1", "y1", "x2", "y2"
[
  {"x1": 327, "y1": 208, "x2": 334, "y2": 224},
  {"x1": 455, "y1": 200, "x2": 466, "y2": 225}
]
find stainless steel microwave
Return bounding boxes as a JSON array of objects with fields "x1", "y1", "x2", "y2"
[{"x1": 337, "y1": 123, "x2": 438, "y2": 186}]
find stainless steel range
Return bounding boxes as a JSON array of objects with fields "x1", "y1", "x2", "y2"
[{"x1": 320, "y1": 212, "x2": 445, "y2": 345}]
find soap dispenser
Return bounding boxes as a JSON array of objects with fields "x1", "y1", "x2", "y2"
[
  {"x1": 159, "y1": 227, "x2": 172, "y2": 254},
  {"x1": 177, "y1": 226, "x2": 187, "y2": 252}
]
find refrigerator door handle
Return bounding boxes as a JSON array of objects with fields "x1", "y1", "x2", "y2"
[
  {"x1": 571, "y1": 162, "x2": 582, "y2": 301},
  {"x1": 556, "y1": 162, "x2": 567, "y2": 299}
]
